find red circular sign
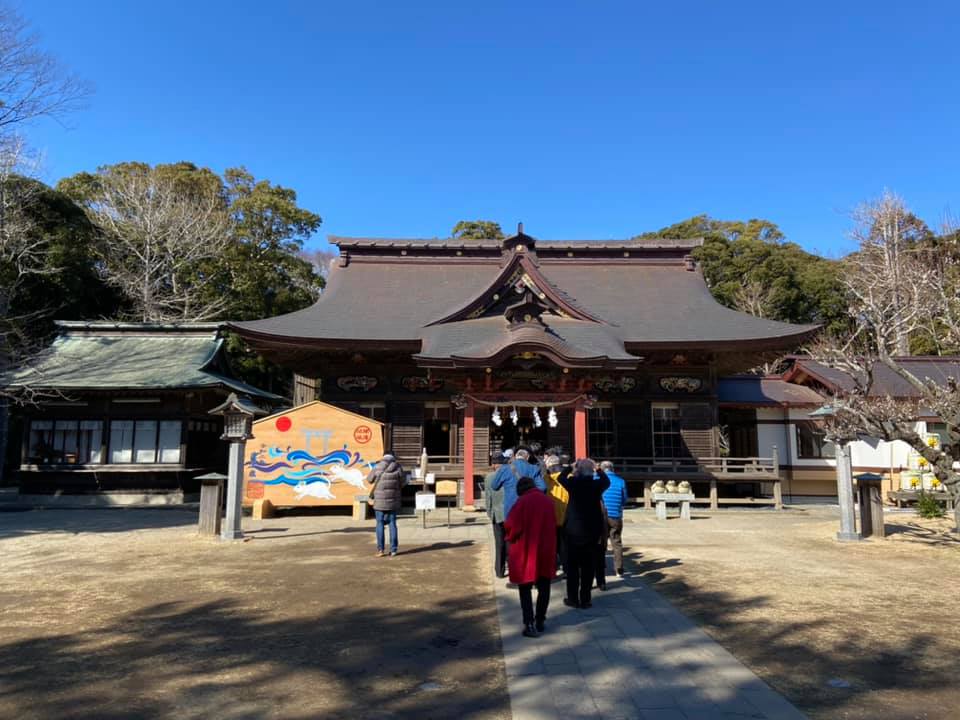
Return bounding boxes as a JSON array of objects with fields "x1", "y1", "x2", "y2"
[
  {"x1": 275, "y1": 416, "x2": 292, "y2": 432},
  {"x1": 354, "y1": 425, "x2": 372, "y2": 444}
]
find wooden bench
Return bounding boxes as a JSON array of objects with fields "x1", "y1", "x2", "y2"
[
  {"x1": 652, "y1": 492, "x2": 695, "y2": 520},
  {"x1": 887, "y1": 489, "x2": 956, "y2": 511}
]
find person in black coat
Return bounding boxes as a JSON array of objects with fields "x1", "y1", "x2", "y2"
[{"x1": 558, "y1": 458, "x2": 610, "y2": 608}]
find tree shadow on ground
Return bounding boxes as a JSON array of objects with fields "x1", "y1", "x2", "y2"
[
  {"x1": 620, "y1": 548, "x2": 960, "y2": 719},
  {"x1": 0, "y1": 507, "x2": 197, "y2": 542},
  {"x1": 0, "y1": 597, "x2": 508, "y2": 720},
  {"x1": 883, "y1": 520, "x2": 960, "y2": 547}
]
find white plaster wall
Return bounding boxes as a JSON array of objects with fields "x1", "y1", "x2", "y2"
[{"x1": 756, "y1": 408, "x2": 789, "y2": 462}]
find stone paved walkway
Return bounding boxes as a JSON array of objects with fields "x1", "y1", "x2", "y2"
[{"x1": 492, "y1": 546, "x2": 807, "y2": 720}]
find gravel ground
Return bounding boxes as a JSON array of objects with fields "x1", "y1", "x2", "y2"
[
  {"x1": 0, "y1": 507, "x2": 510, "y2": 720},
  {"x1": 621, "y1": 505, "x2": 960, "y2": 720}
]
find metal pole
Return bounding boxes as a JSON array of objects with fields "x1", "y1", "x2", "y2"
[
  {"x1": 221, "y1": 440, "x2": 245, "y2": 541},
  {"x1": 836, "y1": 443, "x2": 860, "y2": 542}
]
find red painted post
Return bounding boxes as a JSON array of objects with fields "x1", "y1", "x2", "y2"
[
  {"x1": 463, "y1": 399, "x2": 475, "y2": 508},
  {"x1": 574, "y1": 400, "x2": 587, "y2": 459}
]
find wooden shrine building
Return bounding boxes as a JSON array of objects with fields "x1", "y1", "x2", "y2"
[{"x1": 232, "y1": 228, "x2": 817, "y2": 507}]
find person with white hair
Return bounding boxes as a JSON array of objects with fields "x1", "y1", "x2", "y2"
[
  {"x1": 491, "y1": 447, "x2": 546, "y2": 520},
  {"x1": 558, "y1": 458, "x2": 609, "y2": 608},
  {"x1": 600, "y1": 460, "x2": 628, "y2": 577}
]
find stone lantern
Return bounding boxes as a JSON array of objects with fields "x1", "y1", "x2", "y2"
[{"x1": 209, "y1": 393, "x2": 265, "y2": 541}]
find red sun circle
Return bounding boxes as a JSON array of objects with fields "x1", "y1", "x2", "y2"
[{"x1": 275, "y1": 416, "x2": 292, "y2": 432}]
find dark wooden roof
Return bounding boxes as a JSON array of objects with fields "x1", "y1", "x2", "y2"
[
  {"x1": 232, "y1": 234, "x2": 818, "y2": 368},
  {"x1": 786, "y1": 357, "x2": 960, "y2": 398},
  {"x1": 718, "y1": 376, "x2": 826, "y2": 407}
]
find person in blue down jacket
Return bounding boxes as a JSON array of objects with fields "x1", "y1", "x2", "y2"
[
  {"x1": 599, "y1": 460, "x2": 628, "y2": 576},
  {"x1": 491, "y1": 448, "x2": 546, "y2": 519}
]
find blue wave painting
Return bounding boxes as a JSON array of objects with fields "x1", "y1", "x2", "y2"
[{"x1": 246, "y1": 446, "x2": 373, "y2": 488}]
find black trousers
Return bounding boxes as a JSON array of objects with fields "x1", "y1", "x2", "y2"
[
  {"x1": 556, "y1": 527, "x2": 567, "y2": 574},
  {"x1": 595, "y1": 536, "x2": 607, "y2": 588},
  {"x1": 492, "y1": 521, "x2": 507, "y2": 577},
  {"x1": 518, "y1": 577, "x2": 551, "y2": 625},
  {"x1": 566, "y1": 541, "x2": 595, "y2": 606}
]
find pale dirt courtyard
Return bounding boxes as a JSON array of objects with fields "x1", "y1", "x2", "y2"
[
  {"x1": 1, "y1": 505, "x2": 958, "y2": 720},
  {"x1": 0, "y1": 507, "x2": 510, "y2": 720},
  {"x1": 622, "y1": 506, "x2": 960, "y2": 720}
]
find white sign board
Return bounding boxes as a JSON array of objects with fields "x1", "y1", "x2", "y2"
[
  {"x1": 424, "y1": 472, "x2": 436, "y2": 485},
  {"x1": 415, "y1": 491, "x2": 436, "y2": 511}
]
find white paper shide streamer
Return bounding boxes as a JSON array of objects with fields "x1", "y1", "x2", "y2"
[
  {"x1": 547, "y1": 406, "x2": 558, "y2": 428},
  {"x1": 491, "y1": 407, "x2": 503, "y2": 427}
]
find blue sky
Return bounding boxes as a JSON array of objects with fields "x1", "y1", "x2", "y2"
[{"x1": 24, "y1": 1, "x2": 960, "y2": 256}]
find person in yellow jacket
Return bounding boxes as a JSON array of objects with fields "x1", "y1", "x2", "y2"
[{"x1": 544, "y1": 453, "x2": 570, "y2": 576}]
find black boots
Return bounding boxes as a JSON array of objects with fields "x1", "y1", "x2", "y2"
[{"x1": 522, "y1": 623, "x2": 538, "y2": 638}]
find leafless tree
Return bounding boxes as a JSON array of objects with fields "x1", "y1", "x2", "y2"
[
  {"x1": 810, "y1": 192, "x2": 960, "y2": 530},
  {"x1": 299, "y1": 247, "x2": 338, "y2": 284},
  {"x1": 79, "y1": 164, "x2": 231, "y2": 322},
  {"x1": 733, "y1": 277, "x2": 775, "y2": 319}
]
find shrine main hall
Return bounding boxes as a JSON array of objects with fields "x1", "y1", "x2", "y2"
[{"x1": 232, "y1": 228, "x2": 816, "y2": 507}]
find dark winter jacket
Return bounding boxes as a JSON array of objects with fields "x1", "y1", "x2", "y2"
[
  {"x1": 367, "y1": 455, "x2": 406, "y2": 512},
  {"x1": 559, "y1": 467, "x2": 610, "y2": 546}
]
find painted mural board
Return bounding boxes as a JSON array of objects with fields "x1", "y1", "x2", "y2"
[{"x1": 242, "y1": 401, "x2": 384, "y2": 507}]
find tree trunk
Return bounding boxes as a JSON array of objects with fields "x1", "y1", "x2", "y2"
[{"x1": 0, "y1": 399, "x2": 8, "y2": 487}]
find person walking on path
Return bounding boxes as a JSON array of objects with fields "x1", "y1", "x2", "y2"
[
  {"x1": 366, "y1": 452, "x2": 406, "y2": 557},
  {"x1": 485, "y1": 452, "x2": 508, "y2": 578},
  {"x1": 503, "y1": 476, "x2": 557, "y2": 637},
  {"x1": 559, "y1": 458, "x2": 609, "y2": 608},
  {"x1": 595, "y1": 498, "x2": 610, "y2": 591},
  {"x1": 600, "y1": 460, "x2": 628, "y2": 576},
  {"x1": 491, "y1": 448, "x2": 546, "y2": 519},
  {"x1": 544, "y1": 453, "x2": 570, "y2": 576}
]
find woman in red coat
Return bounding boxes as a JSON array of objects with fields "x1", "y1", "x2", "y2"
[{"x1": 504, "y1": 476, "x2": 557, "y2": 637}]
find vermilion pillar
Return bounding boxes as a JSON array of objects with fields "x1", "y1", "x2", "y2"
[
  {"x1": 463, "y1": 399, "x2": 475, "y2": 507},
  {"x1": 574, "y1": 400, "x2": 587, "y2": 460}
]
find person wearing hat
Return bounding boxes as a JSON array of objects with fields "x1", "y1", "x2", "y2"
[
  {"x1": 503, "y1": 476, "x2": 557, "y2": 637},
  {"x1": 366, "y1": 451, "x2": 406, "y2": 557},
  {"x1": 485, "y1": 451, "x2": 508, "y2": 578}
]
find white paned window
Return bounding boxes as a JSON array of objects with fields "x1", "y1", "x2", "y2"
[
  {"x1": 27, "y1": 420, "x2": 54, "y2": 462},
  {"x1": 79, "y1": 421, "x2": 103, "y2": 464},
  {"x1": 134, "y1": 421, "x2": 158, "y2": 463},
  {"x1": 158, "y1": 421, "x2": 182, "y2": 464},
  {"x1": 110, "y1": 420, "x2": 135, "y2": 463}
]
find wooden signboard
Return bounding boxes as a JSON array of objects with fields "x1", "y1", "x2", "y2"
[{"x1": 242, "y1": 400, "x2": 384, "y2": 507}]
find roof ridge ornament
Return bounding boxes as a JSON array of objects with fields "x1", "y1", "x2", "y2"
[{"x1": 502, "y1": 222, "x2": 536, "y2": 253}]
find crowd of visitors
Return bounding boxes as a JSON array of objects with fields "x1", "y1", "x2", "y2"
[{"x1": 485, "y1": 443, "x2": 631, "y2": 638}]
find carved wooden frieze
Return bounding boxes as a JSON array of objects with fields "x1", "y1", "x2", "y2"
[
  {"x1": 336, "y1": 376, "x2": 378, "y2": 392},
  {"x1": 400, "y1": 376, "x2": 444, "y2": 392},
  {"x1": 592, "y1": 376, "x2": 637, "y2": 393},
  {"x1": 659, "y1": 376, "x2": 702, "y2": 393}
]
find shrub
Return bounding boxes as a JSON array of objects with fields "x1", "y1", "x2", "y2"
[{"x1": 917, "y1": 491, "x2": 946, "y2": 519}]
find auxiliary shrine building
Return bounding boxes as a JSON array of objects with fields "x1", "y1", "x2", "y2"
[{"x1": 233, "y1": 229, "x2": 818, "y2": 508}]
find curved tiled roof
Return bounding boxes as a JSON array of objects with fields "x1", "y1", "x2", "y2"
[
  {"x1": 231, "y1": 235, "x2": 818, "y2": 365},
  {"x1": 416, "y1": 317, "x2": 640, "y2": 368}
]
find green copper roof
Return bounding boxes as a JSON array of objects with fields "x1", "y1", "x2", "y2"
[{"x1": 4, "y1": 323, "x2": 282, "y2": 400}]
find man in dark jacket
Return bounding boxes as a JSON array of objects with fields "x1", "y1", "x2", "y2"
[
  {"x1": 485, "y1": 452, "x2": 508, "y2": 577},
  {"x1": 366, "y1": 452, "x2": 406, "y2": 557},
  {"x1": 559, "y1": 459, "x2": 609, "y2": 608},
  {"x1": 491, "y1": 448, "x2": 546, "y2": 519}
]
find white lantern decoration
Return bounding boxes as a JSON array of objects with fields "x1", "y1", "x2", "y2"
[
  {"x1": 547, "y1": 406, "x2": 558, "y2": 428},
  {"x1": 491, "y1": 407, "x2": 503, "y2": 427},
  {"x1": 510, "y1": 406, "x2": 519, "y2": 426},
  {"x1": 532, "y1": 407, "x2": 542, "y2": 428}
]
